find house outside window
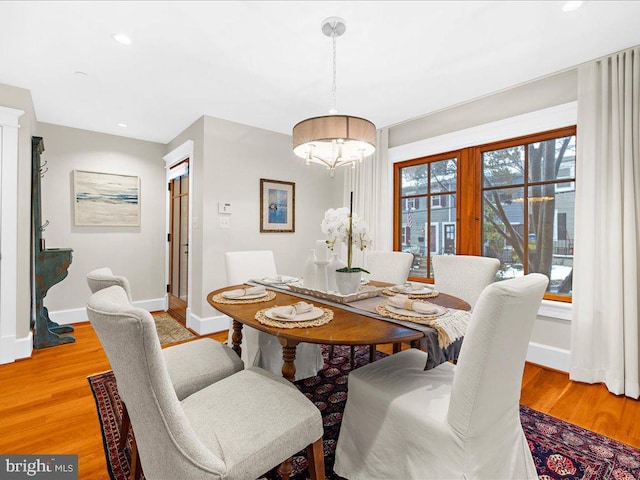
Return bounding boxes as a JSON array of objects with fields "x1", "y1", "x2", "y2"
[{"x1": 397, "y1": 155, "x2": 457, "y2": 278}]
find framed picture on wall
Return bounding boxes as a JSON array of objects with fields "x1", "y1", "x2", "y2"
[
  {"x1": 73, "y1": 170, "x2": 140, "y2": 226},
  {"x1": 260, "y1": 178, "x2": 295, "y2": 233}
]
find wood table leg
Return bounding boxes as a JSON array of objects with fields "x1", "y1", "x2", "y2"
[
  {"x1": 369, "y1": 344, "x2": 376, "y2": 363},
  {"x1": 282, "y1": 346, "x2": 297, "y2": 382},
  {"x1": 279, "y1": 339, "x2": 299, "y2": 383},
  {"x1": 231, "y1": 319, "x2": 243, "y2": 358},
  {"x1": 393, "y1": 342, "x2": 401, "y2": 354}
]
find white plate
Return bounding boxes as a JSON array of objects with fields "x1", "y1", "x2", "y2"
[
  {"x1": 265, "y1": 306, "x2": 325, "y2": 322},
  {"x1": 385, "y1": 303, "x2": 447, "y2": 318},
  {"x1": 222, "y1": 291, "x2": 268, "y2": 300},
  {"x1": 390, "y1": 283, "x2": 434, "y2": 294}
]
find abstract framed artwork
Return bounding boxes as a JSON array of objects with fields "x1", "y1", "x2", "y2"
[
  {"x1": 73, "y1": 170, "x2": 140, "y2": 226},
  {"x1": 260, "y1": 178, "x2": 295, "y2": 233}
]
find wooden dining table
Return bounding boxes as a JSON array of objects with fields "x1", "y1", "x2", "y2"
[{"x1": 207, "y1": 282, "x2": 470, "y2": 381}]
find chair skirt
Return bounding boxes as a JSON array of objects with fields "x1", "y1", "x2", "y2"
[
  {"x1": 232, "y1": 325, "x2": 324, "y2": 381},
  {"x1": 334, "y1": 349, "x2": 538, "y2": 480}
]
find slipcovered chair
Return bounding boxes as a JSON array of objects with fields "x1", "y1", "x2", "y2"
[
  {"x1": 224, "y1": 250, "x2": 324, "y2": 380},
  {"x1": 87, "y1": 285, "x2": 325, "y2": 480},
  {"x1": 86, "y1": 267, "x2": 244, "y2": 470},
  {"x1": 334, "y1": 273, "x2": 548, "y2": 480},
  {"x1": 334, "y1": 250, "x2": 414, "y2": 364},
  {"x1": 432, "y1": 254, "x2": 501, "y2": 308},
  {"x1": 364, "y1": 250, "x2": 413, "y2": 285}
]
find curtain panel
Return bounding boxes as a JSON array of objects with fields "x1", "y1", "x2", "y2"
[
  {"x1": 343, "y1": 128, "x2": 392, "y2": 267},
  {"x1": 571, "y1": 46, "x2": 640, "y2": 398}
]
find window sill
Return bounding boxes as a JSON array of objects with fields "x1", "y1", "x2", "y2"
[{"x1": 538, "y1": 299, "x2": 572, "y2": 321}]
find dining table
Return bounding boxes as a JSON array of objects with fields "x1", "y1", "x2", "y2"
[{"x1": 207, "y1": 281, "x2": 471, "y2": 382}]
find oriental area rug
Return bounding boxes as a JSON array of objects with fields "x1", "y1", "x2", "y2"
[{"x1": 88, "y1": 346, "x2": 640, "y2": 480}]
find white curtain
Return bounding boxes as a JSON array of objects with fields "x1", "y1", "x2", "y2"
[
  {"x1": 342, "y1": 128, "x2": 391, "y2": 267},
  {"x1": 571, "y1": 47, "x2": 640, "y2": 398}
]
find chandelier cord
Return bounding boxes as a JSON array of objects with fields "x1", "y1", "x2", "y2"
[{"x1": 331, "y1": 23, "x2": 337, "y2": 114}]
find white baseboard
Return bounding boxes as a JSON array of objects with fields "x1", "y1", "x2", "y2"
[
  {"x1": 186, "y1": 308, "x2": 230, "y2": 335},
  {"x1": 526, "y1": 341, "x2": 570, "y2": 372},
  {"x1": 0, "y1": 331, "x2": 33, "y2": 364},
  {"x1": 135, "y1": 297, "x2": 168, "y2": 313},
  {"x1": 49, "y1": 297, "x2": 167, "y2": 325}
]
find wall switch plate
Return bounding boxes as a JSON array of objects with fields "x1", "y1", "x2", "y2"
[
  {"x1": 218, "y1": 202, "x2": 232, "y2": 214},
  {"x1": 219, "y1": 216, "x2": 230, "y2": 229}
]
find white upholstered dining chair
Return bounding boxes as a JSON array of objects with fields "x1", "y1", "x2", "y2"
[
  {"x1": 87, "y1": 267, "x2": 243, "y2": 398},
  {"x1": 87, "y1": 266, "x2": 243, "y2": 474},
  {"x1": 87, "y1": 267, "x2": 133, "y2": 301},
  {"x1": 432, "y1": 254, "x2": 501, "y2": 308},
  {"x1": 87, "y1": 285, "x2": 325, "y2": 480},
  {"x1": 364, "y1": 250, "x2": 413, "y2": 285},
  {"x1": 224, "y1": 250, "x2": 324, "y2": 380},
  {"x1": 334, "y1": 273, "x2": 548, "y2": 480},
  {"x1": 332, "y1": 250, "x2": 414, "y2": 365}
]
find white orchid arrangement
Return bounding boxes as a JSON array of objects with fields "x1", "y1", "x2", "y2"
[{"x1": 321, "y1": 206, "x2": 371, "y2": 270}]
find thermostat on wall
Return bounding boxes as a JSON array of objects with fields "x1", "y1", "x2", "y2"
[{"x1": 218, "y1": 202, "x2": 232, "y2": 214}]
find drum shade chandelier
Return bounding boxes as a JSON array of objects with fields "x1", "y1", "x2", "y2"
[{"x1": 292, "y1": 17, "x2": 376, "y2": 178}]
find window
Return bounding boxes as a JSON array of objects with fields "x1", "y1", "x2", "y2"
[
  {"x1": 394, "y1": 126, "x2": 576, "y2": 301},
  {"x1": 403, "y1": 197, "x2": 420, "y2": 210},
  {"x1": 397, "y1": 154, "x2": 458, "y2": 278}
]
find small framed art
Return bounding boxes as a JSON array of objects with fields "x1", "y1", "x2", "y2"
[{"x1": 260, "y1": 178, "x2": 295, "y2": 233}]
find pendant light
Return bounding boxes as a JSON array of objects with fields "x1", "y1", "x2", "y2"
[{"x1": 292, "y1": 17, "x2": 376, "y2": 177}]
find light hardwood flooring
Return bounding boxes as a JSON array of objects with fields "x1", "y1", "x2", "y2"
[{"x1": 0, "y1": 322, "x2": 638, "y2": 480}]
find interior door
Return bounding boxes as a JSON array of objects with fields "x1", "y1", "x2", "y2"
[{"x1": 168, "y1": 160, "x2": 189, "y2": 323}]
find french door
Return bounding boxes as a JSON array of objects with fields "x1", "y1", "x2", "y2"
[{"x1": 168, "y1": 160, "x2": 189, "y2": 322}]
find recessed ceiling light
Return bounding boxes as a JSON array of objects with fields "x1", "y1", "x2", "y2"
[
  {"x1": 111, "y1": 33, "x2": 132, "y2": 45},
  {"x1": 74, "y1": 71, "x2": 88, "y2": 77},
  {"x1": 562, "y1": 1, "x2": 585, "y2": 12},
  {"x1": 117, "y1": 123, "x2": 128, "y2": 128}
]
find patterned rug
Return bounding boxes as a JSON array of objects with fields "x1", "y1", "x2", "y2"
[
  {"x1": 153, "y1": 312, "x2": 196, "y2": 345},
  {"x1": 88, "y1": 346, "x2": 640, "y2": 480}
]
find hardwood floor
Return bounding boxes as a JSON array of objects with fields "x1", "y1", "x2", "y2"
[{"x1": 0, "y1": 324, "x2": 637, "y2": 480}]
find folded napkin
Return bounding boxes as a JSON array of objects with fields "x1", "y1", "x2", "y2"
[
  {"x1": 223, "y1": 286, "x2": 266, "y2": 299},
  {"x1": 392, "y1": 283, "x2": 431, "y2": 294},
  {"x1": 271, "y1": 301, "x2": 314, "y2": 320},
  {"x1": 388, "y1": 295, "x2": 439, "y2": 315}
]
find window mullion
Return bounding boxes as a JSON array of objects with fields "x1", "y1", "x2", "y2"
[{"x1": 523, "y1": 143, "x2": 529, "y2": 274}]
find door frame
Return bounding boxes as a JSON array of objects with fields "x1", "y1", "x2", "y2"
[
  {"x1": 0, "y1": 106, "x2": 28, "y2": 364},
  {"x1": 163, "y1": 140, "x2": 193, "y2": 323}
]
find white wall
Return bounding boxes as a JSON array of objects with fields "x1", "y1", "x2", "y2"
[
  {"x1": 38, "y1": 123, "x2": 167, "y2": 320},
  {"x1": 387, "y1": 70, "x2": 578, "y2": 371},
  {"x1": 167, "y1": 115, "x2": 343, "y2": 329}
]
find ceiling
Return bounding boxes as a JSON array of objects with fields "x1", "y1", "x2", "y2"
[{"x1": 1, "y1": 1, "x2": 639, "y2": 144}]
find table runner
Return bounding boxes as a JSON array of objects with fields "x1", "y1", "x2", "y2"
[{"x1": 249, "y1": 280, "x2": 466, "y2": 369}]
